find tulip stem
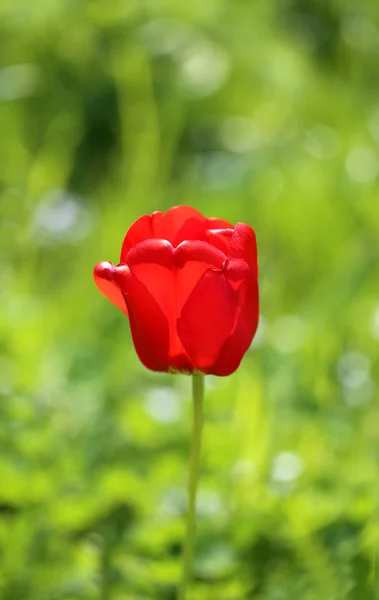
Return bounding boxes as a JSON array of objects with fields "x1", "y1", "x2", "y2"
[{"x1": 178, "y1": 373, "x2": 205, "y2": 600}]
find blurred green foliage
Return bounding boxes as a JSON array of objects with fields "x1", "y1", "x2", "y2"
[{"x1": 1, "y1": 0, "x2": 379, "y2": 598}]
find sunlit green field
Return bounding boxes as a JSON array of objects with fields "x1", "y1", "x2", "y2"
[{"x1": 1, "y1": 1, "x2": 379, "y2": 598}]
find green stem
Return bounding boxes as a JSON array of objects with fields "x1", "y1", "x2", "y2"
[{"x1": 178, "y1": 373, "x2": 205, "y2": 600}]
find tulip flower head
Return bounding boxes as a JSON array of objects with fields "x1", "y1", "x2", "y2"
[{"x1": 94, "y1": 206, "x2": 259, "y2": 376}]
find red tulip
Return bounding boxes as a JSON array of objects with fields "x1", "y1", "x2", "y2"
[{"x1": 94, "y1": 206, "x2": 259, "y2": 376}]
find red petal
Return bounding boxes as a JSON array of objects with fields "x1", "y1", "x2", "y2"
[
  {"x1": 172, "y1": 218, "x2": 207, "y2": 247},
  {"x1": 126, "y1": 238, "x2": 174, "y2": 269},
  {"x1": 228, "y1": 223, "x2": 258, "y2": 274},
  {"x1": 120, "y1": 214, "x2": 154, "y2": 262},
  {"x1": 113, "y1": 265, "x2": 170, "y2": 372},
  {"x1": 212, "y1": 259, "x2": 259, "y2": 376},
  {"x1": 123, "y1": 240, "x2": 187, "y2": 367},
  {"x1": 207, "y1": 217, "x2": 234, "y2": 229},
  {"x1": 177, "y1": 269, "x2": 236, "y2": 373},
  {"x1": 120, "y1": 209, "x2": 235, "y2": 261},
  {"x1": 126, "y1": 240, "x2": 175, "y2": 338},
  {"x1": 151, "y1": 210, "x2": 164, "y2": 233},
  {"x1": 205, "y1": 228, "x2": 234, "y2": 254},
  {"x1": 124, "y1": 239, "x2": 227, "y2": 372},
  {"x1": 153, "y1": 205, "x2": 206, "y2": 246},
  {"x1": 93, "y1": 262, "x2": 128, "y2": 315},
  {"x1": 174, "y1": 240, "x2": 226, "y2": 269},
  {"x1": 174, "y1": 240, "x2": 226, "y2": 311},
  {"x1": 126, "y1": 238, "x2": 225, "y2": 323}
]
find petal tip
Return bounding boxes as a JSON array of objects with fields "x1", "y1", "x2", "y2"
[
  {"x1": 93, "y1": 261, "x2": 114, "y2": 280},
  {"x1": 229, "y1": 222, "x2": 257, "y2": 267},
  {"x1": 93, "y1": 261, "x2": 128, "y2": 315}
]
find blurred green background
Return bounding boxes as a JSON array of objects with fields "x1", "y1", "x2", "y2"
[{"x1": 1, "y1": 0, "x2": 379, "y2": 598}]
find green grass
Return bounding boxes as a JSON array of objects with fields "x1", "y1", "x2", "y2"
[{"x1": 0, "y1": 0, "x2": 379, "y2": 598}]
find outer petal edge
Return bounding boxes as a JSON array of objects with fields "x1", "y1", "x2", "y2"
[{"x1": 93, "y1": 261, "x2": 128, "y2": 315}]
